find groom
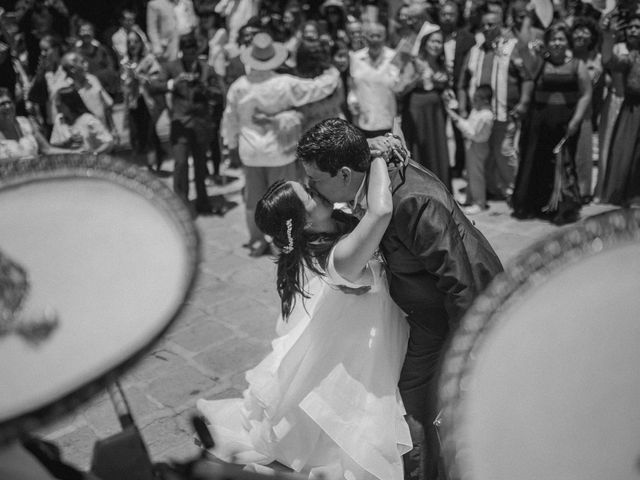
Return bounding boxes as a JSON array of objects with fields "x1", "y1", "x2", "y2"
[{"x1": 297, "y1": 118, "x2": 503, "y2": 480}]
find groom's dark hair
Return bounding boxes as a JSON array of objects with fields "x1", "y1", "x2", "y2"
[{"x1": 296, "y1": 118, "x2": 371, "y2": 176}]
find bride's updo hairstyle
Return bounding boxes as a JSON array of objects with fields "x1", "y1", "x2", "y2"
[{"x1": 255, "y1": 180, "x2": 350, "y2": 319}]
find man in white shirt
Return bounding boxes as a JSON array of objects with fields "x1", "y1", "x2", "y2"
[
  {"x1": 111, "y1": 9, "x2": 150, "y2": 61},
  {"x1": 348, "y1": 22, "x2": 401, "y2": 137},
  {"x1": 174, "y1": 0, "x2": 198, "y2": 36},
  {"x1": 147, "y1": 0, "x2": 179, "y2": 62},
  {"x1": 222, "y1": 32, "x2": 340, "y2": 257}
]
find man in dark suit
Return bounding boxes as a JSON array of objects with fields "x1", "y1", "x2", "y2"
[
  {"x1": 298, "y1": 118, "x2": 503, "y2": 480},
  {"x1": 439, "y1": 0, "x2": 477, "y2": 178}
]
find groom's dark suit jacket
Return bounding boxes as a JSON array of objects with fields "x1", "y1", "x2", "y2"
[{"x1": 381, "y1": 160, "x2": 503, "y2": 337}]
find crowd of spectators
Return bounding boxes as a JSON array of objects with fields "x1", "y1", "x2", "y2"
[{"x1": 0, "y1": 0, "x2": 638, "y2": 225}]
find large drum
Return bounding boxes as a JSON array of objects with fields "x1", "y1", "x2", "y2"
[
  {"x1": 438, "y1": 208, "x2": 640, "y2": 480},
  {"x1": 0, "y1": 154, "x2": 199, "y2": 443}
]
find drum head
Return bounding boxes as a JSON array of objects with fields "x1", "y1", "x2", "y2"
[
  {"x1": 0, "y1": 155, "x2": 199, "y2": 442},
  {"x1": 439, "y1": 208, "x2": 640, "y2": 480}
]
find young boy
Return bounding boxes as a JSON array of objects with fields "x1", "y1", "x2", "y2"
[{"x1": 446, "y1": 84, "x2": 495, "y2": 215}]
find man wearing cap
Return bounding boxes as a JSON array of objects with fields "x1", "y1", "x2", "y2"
[
  {"x1": 221, "y1": 32, "x2": 341, "y2": 257},
  {"x1": 149, "y1": 33, "x2": 226, "y2": 215}
]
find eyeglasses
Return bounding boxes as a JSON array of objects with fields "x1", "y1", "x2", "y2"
[{"x1": 0, "y1": 100, "x2": 13, "y2": 107}]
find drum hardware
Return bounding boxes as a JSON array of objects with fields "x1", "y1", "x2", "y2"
[
  {"x1": 0, "y1": 154, "x2": 200, "y2": 445},
  {"x1": 0, "y1": 154, "x2": 314, "y2": 480},
  {"x1": 438, "y1": 208, "x2": 640, "y2": 480},
  {"x1": 90, "y1": 382, "x2": 154, "y2": 480},
  {"x1": 0, "y1": 249, "x2": 59, "y2": 345}
]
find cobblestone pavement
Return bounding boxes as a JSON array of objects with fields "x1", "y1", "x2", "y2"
[{"x1": 35, "y1": 167, "x2": 615, "y2": 472}]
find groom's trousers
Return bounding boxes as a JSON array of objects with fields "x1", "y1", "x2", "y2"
[{"x1": 399, "y1": 317, "x2": 449, "y2": 480}]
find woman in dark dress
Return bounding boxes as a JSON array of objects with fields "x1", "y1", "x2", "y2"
[
  {"x1": 600, "y1": 14, "x2": 640, "y2": 206},
  {"x1": 399, "y1": 26, "x2": 452, "y2": 191},
  {"x1": 512, "y1": 23, "x2": 592, "y2": 225},
  {"x1": 570, "y1": 16, "x2": 603, "y2": 204}
]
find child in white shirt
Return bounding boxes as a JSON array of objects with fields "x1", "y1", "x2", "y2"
[{"x1": 447, "y1": 84, "x2": 494, "y2": 215}]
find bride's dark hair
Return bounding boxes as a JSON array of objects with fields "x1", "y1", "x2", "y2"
[{"x1": 255, "y1": 180, "x2": 355, "y2": 320}]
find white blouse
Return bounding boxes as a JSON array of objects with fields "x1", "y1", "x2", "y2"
[{"x1": 0, "y1": 117, "x2": 39, "y2": 162}]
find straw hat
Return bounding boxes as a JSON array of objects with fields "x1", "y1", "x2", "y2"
[
  {"x1": 0, "y1": 154, "x2": 199, "y2": 443},
  {"x1": 531, "y1": 0, "x2": 554, "y2": 28},
  {"x1": 320, "y1": 0, "x2": 347, "y2": 16},
  {"x1": 240, "y1": 32, "x2": 288, "y2": 71}
]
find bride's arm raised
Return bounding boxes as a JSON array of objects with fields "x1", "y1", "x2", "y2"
[{"x1": 332, "y1": 156, "x2": 393, "y2": 283}]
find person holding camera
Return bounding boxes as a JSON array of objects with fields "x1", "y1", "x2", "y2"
[{"x1": 149, "y1": 33, "x2": 226, "y2": 215}]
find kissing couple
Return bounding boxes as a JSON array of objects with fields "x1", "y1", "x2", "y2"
[{"x1": 198, "y1": 118, "x2": 503, "y2": 480}]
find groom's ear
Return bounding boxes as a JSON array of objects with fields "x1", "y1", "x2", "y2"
[{"x1": 338, "y1": 166, "x2": 353, "y2": 186}]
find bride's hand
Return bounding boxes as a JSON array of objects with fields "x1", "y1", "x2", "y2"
[{"x1": 368, "y1": 135, "x2": 410, "y2": 168}]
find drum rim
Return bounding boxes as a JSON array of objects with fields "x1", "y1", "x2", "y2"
[
  {"x1": 437, "y1": 207, "x2": 640, "y2": 480},
  {"x1": 0, "y1": 153, "x2": 201, "y2": 444}
]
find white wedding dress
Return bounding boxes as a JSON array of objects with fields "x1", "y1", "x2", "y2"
[{"x1": 197, "y1": 249, "x2": 411, "y2": 480}]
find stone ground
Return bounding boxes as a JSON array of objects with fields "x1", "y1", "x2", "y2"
[{"x1": 34, "y1": 162, "x2": 616, "y2": 473}]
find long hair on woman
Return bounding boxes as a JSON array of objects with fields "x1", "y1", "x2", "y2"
[
  {"x1": 255, "y1": 180, "x2": 355, "y2": 319},
  {"x1": 295, "y1": 41, "x2": 332, "y2": 78},
  {"x1": 418, "y1": 29, "x2": 446, "y2": 69},
  {"x1": 126, "y1": 30, "x2": 148, "y2": 61},
  {"x1": 543, "y1": 22, "x2": 574, "y2": 50}
]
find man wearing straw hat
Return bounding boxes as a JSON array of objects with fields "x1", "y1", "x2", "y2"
[{"x1": 222, "y1": 31, "x2": 341, "y2": 257}]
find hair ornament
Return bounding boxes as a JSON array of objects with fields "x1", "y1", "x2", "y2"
[{"x1": 281, "y1": 218, "x2": 294, "y2": 254}]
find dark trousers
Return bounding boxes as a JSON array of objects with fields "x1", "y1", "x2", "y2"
[
  {"x1": 400, "y1": 318, "x2": 448, "y2": 480},
  {"x1": 209, "y1": 131, "x2": 221, "y2": 177},
  {"x1": 452, "y1": 121, "x2": 466, "y2": 176},
  {"x1": 129, "y1": 97, "x2": 159, "y2": 156},
  {"x1": 171, "y1": 121, "x2": 210, "y2": 208}
]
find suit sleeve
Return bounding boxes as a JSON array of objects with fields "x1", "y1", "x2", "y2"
[{"x1": 393, "y1": 195, "x2": 478, "y2": 329}]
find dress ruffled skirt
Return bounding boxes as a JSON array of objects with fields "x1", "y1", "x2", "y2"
[{"x1": 197, "y1": 267, "x2": 411, "y2": 480}]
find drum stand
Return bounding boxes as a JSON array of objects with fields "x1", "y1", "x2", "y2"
[
  {"x1": 90, "y1": 381, "x2": 154, "y2": 480},
  {"x1": 89, "y1": 381, "x2": 309, "y2": 480}
]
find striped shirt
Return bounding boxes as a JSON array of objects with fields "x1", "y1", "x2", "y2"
[{"x1": 462, "y1": 35, "x2": 532, "y2": 121}]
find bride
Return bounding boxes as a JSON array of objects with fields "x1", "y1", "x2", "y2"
[{"x1": 197, "y1": 156, "x2": 411, "y2": 480}]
